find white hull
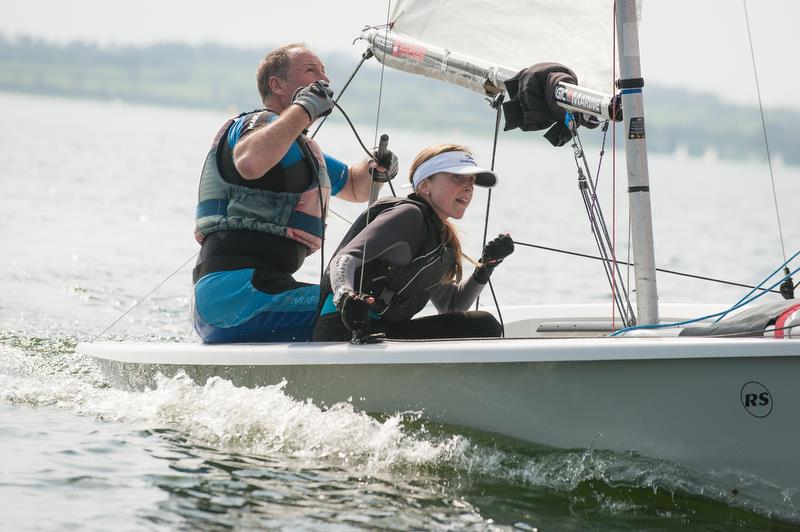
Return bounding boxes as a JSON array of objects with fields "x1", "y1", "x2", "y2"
[{"x1": 78, "y1": 304, "x2": 800, "y2": 495}]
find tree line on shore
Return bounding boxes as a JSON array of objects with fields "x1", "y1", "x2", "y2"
[{"x1": 1, "y1": 35, "x2": 795, "y2": 165}]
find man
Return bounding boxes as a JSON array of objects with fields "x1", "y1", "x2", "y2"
[{"x1": 192, "y1": 43, "x2": 396, "y2": 343}]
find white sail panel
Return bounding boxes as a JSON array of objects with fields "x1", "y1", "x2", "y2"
[{"x1": 388, "y1": 0, "x2": 615, "y2": 93}]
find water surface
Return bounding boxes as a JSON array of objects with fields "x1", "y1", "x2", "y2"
[{"x1": 2, "y1": 92, "x2": 799, "y2": 530}]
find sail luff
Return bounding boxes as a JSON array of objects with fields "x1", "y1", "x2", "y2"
[{"x1": 616, "y1": 0, "x2": 660, "y2": 324}]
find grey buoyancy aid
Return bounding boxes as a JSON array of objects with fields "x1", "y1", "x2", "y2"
[
  {"x1": 320, "y1": 195, "x2": 456, "y2": 324},
  {"x1": 194, "y1": 110, "x2": 331, "y2": 254}
]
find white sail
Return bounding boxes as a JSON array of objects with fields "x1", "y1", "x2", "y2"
[{"x1": 375, "y1": 0, "x2": 616, "y2": 93}]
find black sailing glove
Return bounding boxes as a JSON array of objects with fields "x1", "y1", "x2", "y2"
[
  {"x1": 337, "y1": 291, "x2": 374, "y2": 332},
  {"x1": 371, "y1": 149, "x2": 399, "y2": 183},
  {"x1": 474, "y1": 233, "x2": 515, "y2": 284},
  {"x1": 292, "y1": 80, "x2": 334, "y2": 121}
]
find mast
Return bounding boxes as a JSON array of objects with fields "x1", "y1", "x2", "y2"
[{"x1": 616, "y1": 0, "x2": 659, "y2": 324}]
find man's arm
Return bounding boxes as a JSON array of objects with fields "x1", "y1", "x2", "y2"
[
  {"x1": 336, "y1": 159, "x2": 376, "y2": 202},
  {"x1": 232, "y1": 106, "x2": 311, "y2": 180}
]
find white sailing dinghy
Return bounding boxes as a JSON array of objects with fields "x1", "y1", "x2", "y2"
[{"x1": 78, "y1": 0, "x2": 800, "y2": 498}]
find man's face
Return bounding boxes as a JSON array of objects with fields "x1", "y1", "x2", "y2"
[
  {"x1": 271, "y1": 48, "x2": 329, "y2": 111},
  {"x1": 285, "y1": 49, "x2": 329, "y2": 92}
]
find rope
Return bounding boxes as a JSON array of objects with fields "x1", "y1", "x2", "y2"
[
  {"x1": 513, "y1": 240, "x2": 783, "y2": 294},
  {"x1": 611, "y1": 259, "x2": 800, "y2": 336},
  {"x1": 332, "y1": 100, "x2": 376, "y2": 159},
  {"x1": 90, "y1": 251, "x2": 199, "y2": 343},
  {"x1": 612, "y1": 0, "x2": 619, "y2": 328},
  {"x1": 475, "y1": 95, "x2": 504, "y2": 317},
  {"x1": 566, "y1": 117, "x2": 635, "y2": 326},
  {"x1": 372, "y1": 0, "x2": 395, "y2": 200},
  {"x1": 479, "y1": 99, "x2": 506, "y2": 334},
  {"x1": 713, "y1": 249, "x2": 800, "y2": 323},
  {"x1": 598, "y1": 121, "x2": 617, "y2": 327},
  {"x1": 328, "y1": 208, "x2": 353, "y2": 226},
  {"x1": 310, "y1": 49, "x2": 373, "y2": 140},
  {"x1": 357, "y1": 0, "x2": 393, "y2": 299},
  {"x1": 487, "y1": 275, "x2": 505, "y2": 337},
  {"x1": 94, "y1": 30, "x2": 390, "y2": 344}
]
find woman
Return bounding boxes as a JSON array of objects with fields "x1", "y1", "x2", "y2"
[{"x1": 313, "y1": 144, "x2": 514, "y2": 341}]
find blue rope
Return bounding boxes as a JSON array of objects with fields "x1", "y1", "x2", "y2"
[
  {"x1": 610, "y1": 252, "x2": 800, "y2": 337},
  {"x1": 712, "y1": 249, "x2": 800, "y2": 323}
]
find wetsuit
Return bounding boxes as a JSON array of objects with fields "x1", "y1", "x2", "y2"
[
  {"x1": 192, "y1": 110, "x2": 348, "y2": 343},
  {"x1": 313, "y1": 194, "x2": 502, "y2": 341}
]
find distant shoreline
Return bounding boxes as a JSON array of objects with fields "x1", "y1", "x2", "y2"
[{"x1": 1, "y1": 35, "x2": 795, "y2": 166}]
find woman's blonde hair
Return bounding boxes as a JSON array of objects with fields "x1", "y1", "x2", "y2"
[{"x1": 408, "y1": 143, "x2": 477, "y2": 284}]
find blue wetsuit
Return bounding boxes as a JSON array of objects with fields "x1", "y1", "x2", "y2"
[{"x1": 192, "y1": 111, "x2": 348, "y2": 343}]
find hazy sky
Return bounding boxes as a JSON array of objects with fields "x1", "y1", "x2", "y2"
[{"x1": 1, "y1": 0, "x2": 797, "y2": 111}]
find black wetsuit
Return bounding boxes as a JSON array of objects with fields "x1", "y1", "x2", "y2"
[{"x1": 313, "y1": 195, "x2": 501, "y2": 341}]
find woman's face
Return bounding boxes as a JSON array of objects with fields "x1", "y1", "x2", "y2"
[{"x1": 418, "y1": 172, "x2": 475, "y2": 220}]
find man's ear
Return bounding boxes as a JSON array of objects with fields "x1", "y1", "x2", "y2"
[{"x1": 268, "y1": 76, "x2": 284, "y2": 97}]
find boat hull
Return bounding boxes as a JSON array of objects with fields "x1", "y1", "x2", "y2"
[{"x1": 81, "y1": 336, "x2": 800, "y2": 494}]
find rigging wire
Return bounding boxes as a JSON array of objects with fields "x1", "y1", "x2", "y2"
[
  {"x1": 94, "y1": 37, "x2": 391, "y2": 343},
  {"x1": 566, "y1": 115, "x2": 636, "y2": 326},
  {"x1": 611, "y1": 255, "x2": 800, "y2": 336},
  {"x1": 713, "y1": 249, "x2": 800, "y2": 323},
  {"x1": 480, "y1": 97, "x2": 504, "y2": 253},
  {"x1": 356, "y1": 0, "x2": 392, "y2": 311},
  {"x1": 512, "y1": 240, "x2": 782, "y2": 294},
  {"x1": 611, "y1": 0, "x2": 618, "y2": 327},
  {"x1": 93, "y1": 58, "x2": 374, "y2": 342},
  {"x1": 742, "y1": 0, "x2": 787, "y2": 264},
  {"x1": 90, "y1": 252, "x2": 199, "y2": 343},
  {"x1": 371, "y1": 1, "x2": 396, "y2": 199},
  {"x1": 328, "y1": 208, "x2": 353, "y2": 225},
  {"x1": 307, "y1": 48, "x2": 376, "y2": 237},
  {"x1": 611, "y1": 3, "x2": 620, "y2": 328},
  {"x1": 475, "y1": 95, "x2": 504, "y2": 328}
]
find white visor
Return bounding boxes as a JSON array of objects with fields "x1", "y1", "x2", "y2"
[{"x1": 411, "y1": 151, "x2": 498, "y2": 190}]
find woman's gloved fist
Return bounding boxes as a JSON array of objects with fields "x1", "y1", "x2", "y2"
[{"x1": 474, "y1": 233, "x2": 514, "y2": 284}]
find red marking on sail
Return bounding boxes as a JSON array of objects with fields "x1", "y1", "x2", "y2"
[{"x1": 393, "y1": 40, "x2": 426, "y2": 62}]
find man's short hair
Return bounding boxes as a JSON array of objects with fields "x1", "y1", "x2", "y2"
[{"x1": 257, "y1": 43, "x2": 307, "y2": 102}]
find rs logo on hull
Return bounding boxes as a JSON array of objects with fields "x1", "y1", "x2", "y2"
[{"x1": 740, "y1": 381, "x2": 772, "y2": 418}]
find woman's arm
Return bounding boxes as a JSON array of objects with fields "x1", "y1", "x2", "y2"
[
  {"x1": 329, "y1": 204, "x2": 426, "y2": 306},
  {"x1": 428, "y1": 272, "x2": 486, "y2": 314}
]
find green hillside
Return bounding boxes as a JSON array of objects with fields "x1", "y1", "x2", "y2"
[{"x1": 1, "y1": 35, "x2": 795, "y2": 165}]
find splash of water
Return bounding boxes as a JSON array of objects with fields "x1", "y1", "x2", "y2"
[{"x1": 2, "y1": 334, "x2": 798, "y2": 525}]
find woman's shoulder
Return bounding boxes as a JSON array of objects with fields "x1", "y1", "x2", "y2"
[
  {"x1": 375, "y1": 200, "x2": 426, "y2": 224},
  {"x1": 362, "y1": 201, "x2": 428, "y2": 246}
]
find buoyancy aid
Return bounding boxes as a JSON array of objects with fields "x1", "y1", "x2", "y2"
[
  {"x1": 194, "y1": 110, "x2": 331, "y2": 254},
  {"x1": 319, "y1": 195, "x2": 456, "y2": 324}
]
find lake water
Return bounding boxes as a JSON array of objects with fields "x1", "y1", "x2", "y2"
[{"x1": 2, "y1": 91, "x2": 800, "y2": 530}]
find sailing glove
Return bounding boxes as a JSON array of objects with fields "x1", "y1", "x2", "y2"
[
  {"x1": 292, "y1": 80, "x2": 334, "y2": 122},
  {"x1": 371, "y1": 149, "x2": 399, "y2": 182},
  {"x1": 474, "y1": 233, "x2": 515, "y2": 284},
  {"x1": 337, "y1": 291, "x2": 374, "y2": 332}
]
